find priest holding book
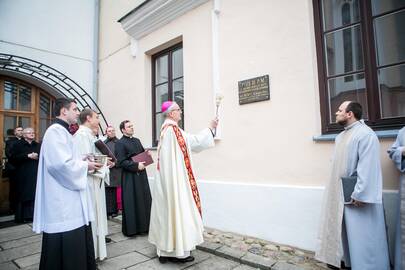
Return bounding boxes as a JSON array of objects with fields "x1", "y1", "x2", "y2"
[
  {"x1": 115, "y1": 120, "x2": 152, "y2": 236},
  {"x1": 315, "y1": 101, "x2": 389, "y2": 270},
  {"x1": 148, "y1": 101, "x2": 218, "y2": 264}
]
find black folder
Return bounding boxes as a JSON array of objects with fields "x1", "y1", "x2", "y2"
[{"x1": 341, "y1": 174, "x2": 357, "y2": 204}]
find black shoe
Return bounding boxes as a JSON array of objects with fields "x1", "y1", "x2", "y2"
[
  {"x1": 158, "y1": 256, "x2": 169, "y2": 264},
  {"x1": 327, "y1": 262, "x2": 351, "y2": 270},
  {"x1": 341, "y1": 262, "x2": 351, "y2": 269},
  {"x1": 169, "y1": 256, "x2": 195, "y2": 263},
  {"x1": 105, "y1": 237, "x2": 112, "y2": 243}
]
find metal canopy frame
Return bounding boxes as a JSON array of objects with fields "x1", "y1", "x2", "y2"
[{"x1": 0, "y1": 53, "x2": 108, "y2": 134}]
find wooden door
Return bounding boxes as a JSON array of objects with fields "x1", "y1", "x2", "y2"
[{"x1": 0, "y1": 76, "x2": 55, "y2": 214}]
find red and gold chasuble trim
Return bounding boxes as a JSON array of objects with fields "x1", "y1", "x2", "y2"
[
  {"x1": 173, "y1": 125, "x2": 202, "y2": 216},
  {"x1": 169, "y1": 125, "x2": 202, "y2": 217}
]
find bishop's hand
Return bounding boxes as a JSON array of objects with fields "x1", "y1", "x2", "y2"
[{"x1": 210, "y1": 117, "x2": 219, "y2": 130}]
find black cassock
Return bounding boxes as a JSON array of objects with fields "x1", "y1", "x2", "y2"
[
  {"x1": 10, "y1": 139, "x2": 40, "y2": 222},
  {"x1": 39, "y1": 225, "x2": 96, "y2": 270},
  {"x1": 5, "y1": 137, "x2": 21, "y2": 211},
  {"x1": 104, "y1": 137, "x2": 122, "y2": 216},
  {"x1": 115, "y1": 135, "x2": 152, "y2": 236}
]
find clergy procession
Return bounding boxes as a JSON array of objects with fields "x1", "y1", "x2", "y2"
[
  {"x1": 25, "y1": 97, "x2": 219, "y2": 269},
  {"x1": 1, "y1": 98, "x2": 405, "y2": 270}
]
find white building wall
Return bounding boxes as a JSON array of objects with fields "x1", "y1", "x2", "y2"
[
  {"x1": 0, "y1": 0, "x2": 96, "y2": 97},
  {"x1": 99, "y1": 0, "x2": 400, "y2": 252}
]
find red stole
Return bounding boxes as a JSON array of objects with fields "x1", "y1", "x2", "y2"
[{"x1": 158, "y1": 124, "x2": 202, "y2": 217}]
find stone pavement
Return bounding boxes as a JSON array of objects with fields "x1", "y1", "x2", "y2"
[
  {"x1": 108, "y1": 215, "x2": 328, "y2": 270},
  {"x1": 0, "y1": 219, "x2": 260, "y2": 270},
  {"x1": 0, "y1": 216, "x2": 331, "y2": 270}
]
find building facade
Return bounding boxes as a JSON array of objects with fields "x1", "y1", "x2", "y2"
[
  {"x1": 98, "y1": 0, "x2": 404, "y2": 252},
  {"x1": 0, "y1": 0, "x2": 403, "y2": 255}
]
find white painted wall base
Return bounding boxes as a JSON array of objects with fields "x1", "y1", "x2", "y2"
[
  {"x1": 198, "y1": 180, "x2": 324, "y2": 251},
  {"x1": 148, "y1": 178, "x2": 398, "y2": 258}
]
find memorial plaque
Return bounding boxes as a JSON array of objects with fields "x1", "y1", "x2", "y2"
[{"x1": 238, "y1": 75, "x2": 270, "y2": 105}]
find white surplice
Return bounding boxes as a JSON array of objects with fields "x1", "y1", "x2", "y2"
[
  {"x1": 73, "y1": 125, "x2": 109, "y2": 260},
  {"x1": 148, "y1": 119, "x2": 215, "y2": 258},
  {"x1": 315, "y1": 120, "x2": 390, "y2": 269},
  {"x1": 33, "y1": 122, "x2": 93, "y2": 234}
]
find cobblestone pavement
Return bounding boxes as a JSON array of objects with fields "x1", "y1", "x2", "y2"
[
  {"x1": 200, "y1": 228, "x2": 329, "y2": 270},
  {"x1": 0, "y1": 219, "x2": 260, "y2": 270}
]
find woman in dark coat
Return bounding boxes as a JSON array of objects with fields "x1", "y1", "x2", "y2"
[{"x1": 10, "y1": 127, "x2": 41, "y2": 223}]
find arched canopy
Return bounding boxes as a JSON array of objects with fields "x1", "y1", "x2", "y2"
[{"x1": 0, "y1": 53, "x2": 108, "y2": 134}]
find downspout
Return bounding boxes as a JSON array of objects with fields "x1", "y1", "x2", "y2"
[
  {"x1": 92, "y1": 0, "x2": 100, "y2": 102},
  {"x1": 212, "y1": 0, "x2": 221, "y2": 139}
]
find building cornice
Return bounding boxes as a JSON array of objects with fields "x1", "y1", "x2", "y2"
[{"x1": 119, "y1": 0, "x2": 210, "y2": 41}]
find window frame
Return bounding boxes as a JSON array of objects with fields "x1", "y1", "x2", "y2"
[
  {"x1": 0, "y1": 76, "x2": 56, "y2": 141},
  {"x1": 313, "y1": 0, "x2": 405, "y2": 134},
  {"x1": 151, "y1": 42, "x2": 183, "y2": 146}
]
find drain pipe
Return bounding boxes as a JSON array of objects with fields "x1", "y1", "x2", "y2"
[
  {"x1": 212, "y1": 0, "x2": 221, "y2": 139},
  {"x1": 92, "y1": 0, "x2": 100, "y2": 103}
]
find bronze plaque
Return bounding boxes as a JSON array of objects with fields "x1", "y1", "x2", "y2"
[{"x1": 238, "y1": 75, "x2": 270, "y2": 105}]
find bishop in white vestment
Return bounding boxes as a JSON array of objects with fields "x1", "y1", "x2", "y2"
[
  {"x1": 33, "y1": 98, "x2": 102, "y2": 270},
  {"x1": 73, "y1": 109, "x2": 110, "y2": 261},
  {"x1": 388, "y1": 126, "x2": 405, "y2": 270},
  {"x1": 148, "y1": 101, "x2": 218, "y2": 263},
  {"x1": 315, "y1": 101, "x2": 390, "y2": 270}
]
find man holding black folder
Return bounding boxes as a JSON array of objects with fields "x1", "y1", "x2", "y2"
[
  {"x1": 315, "y1": 101, "x2": 389, "y2": 270},
  {"x1": 115, "y1": 120, "x2": 152, "y2": 236}
]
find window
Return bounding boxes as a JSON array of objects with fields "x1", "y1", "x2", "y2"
[
  {"x1": 39, "y1": 93, "x2": 54, "y2": 139},
  {"x1": 152, "y1": 43, "x2": 183, "y2": 146},
  {"x1": 313, "y1": 0, "x2": 405, "y2": 133},
  {"x1": 4, "y1": 80, "x2": 32, "y2": 112},
  {"x1": 0, "y1": 77, "x2": 55, "y2": 143}
]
